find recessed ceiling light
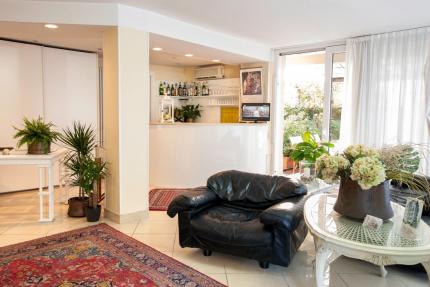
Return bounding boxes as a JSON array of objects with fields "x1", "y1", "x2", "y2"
[
  {"x1": 152, "y1": 47, "x2": 162, "y2": 51},
  {"x1": 212, "y1": 59, "x2": 220, "y2": 62},
  {"x1": 44, "y1": 24, "x2": 58, "y2": 29},
  {"x1": 185, "y1": 53, "x2": 193, "y2": 57}
]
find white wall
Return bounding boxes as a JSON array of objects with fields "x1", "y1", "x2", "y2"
[
  {"x1": 43, "y1": 47, "x2": 99, "y2": 136},
  {"x1": 103, "y1": 27, "x2": 150, "y2": 220},
  {"x1": 150, "y1": 123, "x2": 269, "y2": 187},
  {"x1": 0, "y1": 40, "x2": 99, "y2": 193},
  {"x1": 0, "y1": 40, "x2": 44, "y2": 192}
]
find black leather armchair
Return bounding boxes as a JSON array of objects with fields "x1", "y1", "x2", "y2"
[{"x1": 167, "y1": 170, "x2": 308, "y2": 268}]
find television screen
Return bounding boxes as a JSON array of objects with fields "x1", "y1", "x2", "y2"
[{"x1": 241, "y1": 103, "x2": 270, "y2": 122}]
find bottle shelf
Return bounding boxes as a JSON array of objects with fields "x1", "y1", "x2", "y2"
[{"x1": 157, "y1": 94, "x2": 238, "y2": 99}]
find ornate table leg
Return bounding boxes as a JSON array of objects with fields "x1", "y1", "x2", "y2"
[
  {"x1": 379, "y1": 265, "x2": 387, "y2": 277},
  {"x1": 421, "y1": 261, "x2": 430, "y2": 287},
  {"x1": 315, "y1": 239, "x2": 340, "y2": 287}
]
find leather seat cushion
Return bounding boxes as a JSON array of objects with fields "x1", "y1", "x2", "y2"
[{"x1": 190, "y1": 205, "x2": 272, "y2": 247}]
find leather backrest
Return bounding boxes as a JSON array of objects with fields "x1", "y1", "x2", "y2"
[{"x1": 207, "y1": 170, "x2": 307, "y2": 206}]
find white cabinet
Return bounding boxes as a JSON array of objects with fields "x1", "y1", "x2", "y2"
[{"x1": 0, "y1": 41, "x2": 98, "y2": 193}]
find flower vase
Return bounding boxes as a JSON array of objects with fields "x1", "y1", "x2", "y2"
[{"x1": 334, "y1": 177, "x2": 394, "y2": 220}]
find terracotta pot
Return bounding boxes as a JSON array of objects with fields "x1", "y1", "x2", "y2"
[
  {"x1": 67, "y1": 197, "x2": 89, "y2": 217},
  {"x1": 28, "y1": 141, "x2": 50, "y2": 154},
  {"x1": 334, "y1": 177, "x2": 394, "y2": 220},
  {"x1": 283, "y1": 157, "x2": 294, "y2": 171}
]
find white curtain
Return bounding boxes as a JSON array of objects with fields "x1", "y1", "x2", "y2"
[{"x1": 341, "y1": 28, "x2": 430, "y2": 164}]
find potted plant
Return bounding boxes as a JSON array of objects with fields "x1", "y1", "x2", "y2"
[
  {"x1": 282, "y1": 144, "x2": 294, "y2": 171},
  {"x1": 315, "y1": 144, "x2": 429, "y2": 220},
  {"x1": 13, "y1": 117, "x2": 60, "y2": 154},
  {"x1": 174, "y1": 107, "x2": 184, "y2": 122},
  {"x1": 67, "y1": 155, "x2": 107, "y2": 222},
  {"x1": 59, "y1": 122, "x2": 97, "y2": 217},
  {"x1": 289, "y1": 132, "x2": 333, "y2": 180},
  {"x1": 181, "y1": 104, "x2": 202, "y2": 123}
]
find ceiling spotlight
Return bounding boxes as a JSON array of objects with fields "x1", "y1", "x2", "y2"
[
  {"x1": 212, "y1": 59, "x2": 220, "y2": 62},
  {"x1": 44, "y1": 24, "x2": 58, "y2": 29},
  {"x1": 185, "y1": 53, "x2": 193, "y2": 57},
  {"x1": 152, "y1": 47, "x2": 162, "y2": 51}
]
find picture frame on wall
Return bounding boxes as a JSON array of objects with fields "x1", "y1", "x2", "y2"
[{"x1": 240, "y1": 68, "x2": 263, "y2": 97}]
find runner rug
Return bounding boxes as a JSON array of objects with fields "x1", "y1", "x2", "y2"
[
  {"x1": 0, "y1": 223, "x2": 225, "y2": 287},
  {"x1": 149, "y1": 188, "x2": 188, "y2": 211}
]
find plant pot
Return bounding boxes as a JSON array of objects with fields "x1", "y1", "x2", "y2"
[
  {"x1": 28, "y1": 141, "x2": 50, "y2": 154},
  {"x1": 334, "y1": 177, "x2": 394, "y2": 220},
  {"x1": 85, "y1": 205, "x2": 102, "y2": 222},
  {"x1": 185, "y1": 118, "x2": 194, "y2": 123},
  {"x1": 67, "y1": 197, "x2": 89, "y2": 217},
  {"x1": 283, "y1": 157, "x2": 294, "y2": 171}
]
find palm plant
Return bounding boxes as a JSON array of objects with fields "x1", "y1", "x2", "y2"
[
  {"x1": 59, "y1": 122, "x2": 97, "y2": 199},
  {"x1": 13, "y1": 117, "x2": 60, "y2": 154},
  {"x1": 67, "y1": 155, "x2": 107, "y2": 208}
]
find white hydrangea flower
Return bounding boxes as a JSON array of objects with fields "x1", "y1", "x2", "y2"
[
  {"x1": 344, "y1": 144, "x2": 379, "y2": 162},
  {"x1": 350, "y1": 156, "x2": 386, "y2": 190},
  {"x1": 316, "y1": 154, "x2": 350, "y2": 184}
]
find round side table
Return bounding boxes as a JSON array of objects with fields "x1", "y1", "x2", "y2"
[{"x1": 304, "y1": 194, "x2": 430, "y2": 287}]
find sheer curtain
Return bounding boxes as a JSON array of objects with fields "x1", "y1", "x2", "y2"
[{"x1": 340, "y1": 27, "x2": 430, "y2": 173}]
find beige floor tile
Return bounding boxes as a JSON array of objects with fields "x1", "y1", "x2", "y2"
[
  {"x1": 172, "y1": 249, "x2": 226, "y2": 274},
  {"x1": 132, "y1": 233, "x2": 175, "y2": 252},
  {"x1": 338, "y1": 273, "x2": 408, "y2": 287},
  {"x1": 147, "y1": 210, "x2": 175, "y2": 221},
  {"x1": 331, "y1": 256, "x2": 382, "y2": 275},
  {"x1": 226, "y1": 273, "x2": 288, "y2": 287},
  {"x1": 222, "y1": 253, "x2": 285, "y2": 274},
  {"x1": 2, "y1": 222, "x2": 53, "y2": 235},
  {"x1": 207, "y1": 273, "x2": 228, "y2": 285},
  {"x1": 102, "y1": 219, "x2": 140, "y2": 234},
  {"x1": 0, "y1": 234, "x2": 43, "y2": 247},
  {"x1": 134, "y1": 219, "x2": 177, "y2": 234}
]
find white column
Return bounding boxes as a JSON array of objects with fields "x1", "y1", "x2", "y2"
[{"x1": 103, "y1": 27, "x2": 150, "y2": 222}]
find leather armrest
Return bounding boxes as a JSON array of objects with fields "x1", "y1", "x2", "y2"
[
  {"x1": 167, "y1": 187, "x2": 218, "y2": 217},
  {"x1": 259, "y1": 195, "x2": 307, "y2": 231}
]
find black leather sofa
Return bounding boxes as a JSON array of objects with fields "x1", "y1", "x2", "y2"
[{"x1": 167, "y1": 170, "x2": 309, "y2": 268}]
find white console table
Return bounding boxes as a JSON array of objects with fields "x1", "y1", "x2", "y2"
[{"x1": 0, "y1": 148, "x2": 67, "y2": 222}]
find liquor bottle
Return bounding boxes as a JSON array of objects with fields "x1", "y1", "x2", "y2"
[
  {"x1": 194, "y1": 83, "x2": 199, "y2": 97},
  {"x1": 163, "y1": 82, "x2": 167, "y2": 96},
  {"x1": 172, "y1": 83, "x2": 177, "y2": 96},
  {"x1": 183, "y1": 82, "x2": 188, "y2": 97},
  {"x1": 167, "y1": 84, "x2": 171, "y2": 96},
  {"x1": 202, "y1": 83, "x2": 208, "y2": 96},
  {"x1": 159, "y1": 82, "x2": 164, "y2": 96},
  {"x1": 178, "y1": 82, "x2": 183, "y2": 96}
]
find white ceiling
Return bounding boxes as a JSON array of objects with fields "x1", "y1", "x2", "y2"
[
  {"x1": 0, "y1": 21, "x2": 257, "y2": 66},
  {"x1": 150, "y1": 34, "x2": 258, "y2": 66},
  {"x1": 55, "y1": 0, "x2": 430, "y2": 47},
  {"x1": 0, "y1": 21, "x2": 106, "y2": 52}
]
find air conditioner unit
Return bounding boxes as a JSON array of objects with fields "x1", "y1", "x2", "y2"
[{"x1": 194, "y1": 65, "x2": 225, "y2": 80}]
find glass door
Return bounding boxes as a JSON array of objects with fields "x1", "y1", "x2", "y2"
[
  {"x1": 323, "y1": 46, "x2": 346, "y2": 148},
  {"x1": 279, "y1": 45, "x2": 346, "y2": 173}
]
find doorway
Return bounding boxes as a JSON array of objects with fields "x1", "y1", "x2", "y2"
[{"x1": 277, "y1": 45, "x2": 346, "y2": 174}]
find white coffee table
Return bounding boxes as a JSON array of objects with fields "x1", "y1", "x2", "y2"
[{"x1": 304, "y1": 193, "x2": 430, "y2": 287}]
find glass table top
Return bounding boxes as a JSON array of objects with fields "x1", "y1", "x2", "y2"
[{"x1": 306, "y1": 194, "x2": 430, "y2": 248}]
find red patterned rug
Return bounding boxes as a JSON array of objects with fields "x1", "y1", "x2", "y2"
[
  {"x1": 0, "y1": 223, "x2": 225, "y2": 287},
  {"x1": 149, "y1": 188, "x2": 187, "y2": 211}
]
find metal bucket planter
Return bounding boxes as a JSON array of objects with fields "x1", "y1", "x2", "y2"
[
  {"x1": 67, "y1": 197, "x2": 89, "y2": 217},
  {"x1": 28, "y1": 142, "x2": 50, "y2": 154},
  {"x1": 334, "y1": 177, "x2": 394, "y2": 220}
]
